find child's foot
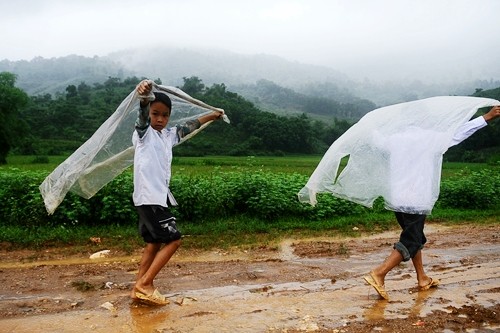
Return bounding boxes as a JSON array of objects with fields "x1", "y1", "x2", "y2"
[
  {"x1": 418, "y1": 277, "x2": 440, "y2": 291},
  {"x1": 135, "y1": 288, "x2": 169, "y2": 306},
  {"x1": 134, "y1": 280, "x2": 155, "y2": 296},
  {"x1": 364, "y1": 271, "x2": 389, "y2": 300},
  {"x1": 131, "y1": 287, "x2": 140, "y2": 301}
]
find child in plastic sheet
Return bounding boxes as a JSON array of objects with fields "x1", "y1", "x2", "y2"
[
  {"x1": 364, "y1": 105, "x2": 500, "y2": 300},
  {"x1": 131, "y1": 79, "x2": 223, "y2": 305}
]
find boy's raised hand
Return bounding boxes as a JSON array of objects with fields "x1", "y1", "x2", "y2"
[
  {"x1": 136, "y1": 80, "x2": 152, "y2": 95},
  {"x1": 214, "y1": 110, "x2": 224, "y2": 120},
  {"x1": 137, "y1": 80, "x2": 154, "y2": 106},
  {"x1": 483, "y1": 105, "x2": 500, "y2": 122}
]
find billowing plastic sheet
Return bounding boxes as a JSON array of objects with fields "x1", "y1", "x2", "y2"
[
  {"x1": 40, "y1": 83, "x2": 228, "y2": 214},
  {"x1": 298, "y1": 96, "x2": 499, "y2": 214}
]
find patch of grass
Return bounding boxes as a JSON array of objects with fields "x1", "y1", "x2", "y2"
[
  {"x1": 440, "y1": 162, "x2": 490, "y2": 179},
  {"x1": 427, "y1": 209, "x2": 500, "y2": 225},
  {"x1": 2, "y1": 154, "x2": 495, "y2": 176},
  {"x1": 172, "y1": 155, "x2": 323, "y2": 175},
  {"x1": 2, "y1": 155, "x2": 68, "y2": 171},
  {"x1": 0, "y1": 208, "x2": 498, "y2": 252},
  {"x1": 0, "y1": 224, "x2": 142, "y2": 252},
  {"x1": 3, "y1": 154, "x2": 324, "y2": 174}
]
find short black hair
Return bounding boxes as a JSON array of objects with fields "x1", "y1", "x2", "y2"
[{"x1": 153, "y1": 92, "x2": 172, "y2": 110}]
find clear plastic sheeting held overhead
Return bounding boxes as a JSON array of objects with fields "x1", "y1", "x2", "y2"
[
  {"x1": 298, "y1": 96, "x2": 499, "y2": 214},
  {"x1": 40, "y1": 83, "x2": 228, "y2": 215}
]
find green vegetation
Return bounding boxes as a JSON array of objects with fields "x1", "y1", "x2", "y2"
[
  {"x1": 3, "y1": 73, "x2": 499, "y2": 162},
  {"x1": 10, "y1": 75, "x2": 353, "y2": 158},
  {"x1": 0, "y1": 72, "x2": 29, "y2": 164},
  {"x1": 0, "y1": 157, "x2": 498, "y2": 251}
]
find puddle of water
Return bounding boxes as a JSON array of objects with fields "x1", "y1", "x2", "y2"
[
  {"x1": 129, "y1": 306, "x2": 171, "y2": 333},
  {"x1": 2, "y1": 266, "x2": 498, "y2": 333}
]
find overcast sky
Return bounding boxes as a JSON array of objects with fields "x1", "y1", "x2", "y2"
[{"x1": 1, "y1": 0, "x2": 499, "y2": 82}]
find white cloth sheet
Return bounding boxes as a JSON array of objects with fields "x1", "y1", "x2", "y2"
[{"x1": 298, "y1": 96, "x2": 499, "y2": 214}]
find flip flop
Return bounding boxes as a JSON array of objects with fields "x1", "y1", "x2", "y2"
[
  {"x1": 419, "y1": 277, "x2": 440, "y2": 291},
  {"x1": 135, "y1": 289, "x2": 169, "y2": 306},
  {"x1": 364, "y1": 272, "x2": 389, "y2": 300}
]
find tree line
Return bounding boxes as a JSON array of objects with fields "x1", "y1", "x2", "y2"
[
  {"x1": 1, "y1": 74, "x2": 353, "y2": 160},
  {"x1": 0, "y1": 72, "x2": 499, "y2": 164}
]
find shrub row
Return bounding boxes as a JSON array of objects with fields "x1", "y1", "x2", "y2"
[
  {"x1": 0, "y1": 168, "x2": 499, "y2": 228},
  {"x1": 437, "y1": 168, "x2": 500, "y2": 209}
]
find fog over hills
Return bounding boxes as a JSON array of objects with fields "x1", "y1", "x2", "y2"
[
  {"x1": 2, "y1": 47, "x2": 499, "y2": 108},
  {"x1": 109, "y1": 47, "x2": 500, "y2": 106},
  {"x1": 108, "y1": 48, "x2": 350, "y2": 88}
]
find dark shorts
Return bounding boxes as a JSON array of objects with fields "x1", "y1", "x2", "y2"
[
  {"x1": 393, "y1": 212, "x2": 426, "y2": 261},
  {"x1": 136, "y1": 205, "x2": 182, "y2": 244}
]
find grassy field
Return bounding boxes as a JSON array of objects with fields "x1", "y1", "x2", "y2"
[{"x1": 2, "y1": 154, "x2": 492, "y2": 177}]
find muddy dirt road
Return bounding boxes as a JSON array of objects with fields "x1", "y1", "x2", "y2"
[{"x1": 0, "y1": 223, "x2": 499, "y2": 332}]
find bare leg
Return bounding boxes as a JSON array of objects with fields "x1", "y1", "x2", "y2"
[
  {"x1": 137, "y1": 243, "x2": 162, "y2": 281},
  {"x1": 131, "y1": 243, "x2": 161, "y2": 298},
  {"x1": 371, "y1": 249, "x2": 403, "y2": 287},
  {"x1": 411, "y1": 250, "x2": 432, "y2": 288},
  {"x1": 134, "y1": 239, "x2": 181, "y2": 295}
]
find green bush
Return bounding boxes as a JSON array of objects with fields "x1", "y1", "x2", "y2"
[
  {"x1": 0, "y1": 169, "x2": 364, "y2": 227},
  {"x1": 438, "y1": 169, "x2": 500, "y2": 209},
  {"x1": 0, "y1": 169, "x2": 50, "y2": 227},
  {"x1": 0, "y1": 167, "x2": 498, "y2": 228}
]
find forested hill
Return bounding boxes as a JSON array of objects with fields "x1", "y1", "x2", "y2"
[
  {"x1": 0, "y1": 53, "x2": 371, "y2": 122},
  {"x1": 14, "y1": 76, "x2": 353, "y2": 157},
  {"x1": 11, "y1": 75, "x2": 500, "y2": 163}
]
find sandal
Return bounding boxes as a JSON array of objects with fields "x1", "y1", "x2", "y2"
[
  {"x1": 364, "y1": 272, "x2": 389, "y2": 300},
  {"x1": 135, "y1": 288, "x2": 169, "y2": 306},
  {"x1": 419, "y1": 277, "x2": 440, "y2": 291}
]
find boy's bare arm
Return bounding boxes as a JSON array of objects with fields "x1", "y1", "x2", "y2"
[{"x1": 198, "y1": 111, "x2": 224, "y2": 125}]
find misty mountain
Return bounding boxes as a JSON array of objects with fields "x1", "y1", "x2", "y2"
[
  {"x1": 0, "y1": 55, "x2": 133, "y2": 96},
  {"x1": 107, "y1": 47, "x2": 350, "y2": 88},
  {"x1": 107, "y1": 47, "x2": 500, "y2": 106},
  {"x1": 2, "y1": 47, "x2": 499, "y2": 112}
]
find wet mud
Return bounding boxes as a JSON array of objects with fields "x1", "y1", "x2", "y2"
[{"x1": 0, "y1": 223, "x2": 498, "y2": 332}]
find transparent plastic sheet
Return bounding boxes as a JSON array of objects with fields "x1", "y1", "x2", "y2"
[
  {"x1": 298, "y1": 96, "x2": 499, "y2": 214},
  {"x1": 40, "y1": 83, "x2": 229, "y2": 214}
]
